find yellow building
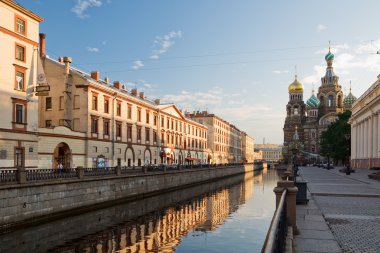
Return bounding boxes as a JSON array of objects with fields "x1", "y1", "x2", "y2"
[
  {"x1": 241, "y1": 132, "x2": 254, "y2": 163},
  {"x1": 349, "y1": 74, "x2": 380, "y2": 169},
  {"x1": 0, "y1": 0, "x2": 43, "y2": 168},
  {"x1": 38, "y1": 54, "x2": 208, "y2": 169}
]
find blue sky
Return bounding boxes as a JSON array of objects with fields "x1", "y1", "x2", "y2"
[{"x1": 21, "y1": 0, "x2": 380, "y2": 144}]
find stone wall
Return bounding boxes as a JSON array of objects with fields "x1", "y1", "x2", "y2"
[{"x1": 0, "y1": 165, "x2": 252, "y2": 228}]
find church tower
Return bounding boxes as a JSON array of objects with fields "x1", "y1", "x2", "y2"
[
  {"x1": 283, "y1": 75, "x2": 306, "y2": 163},
  {"x1": 317, "y1": 47, "x2": 344, "y2": 116}
]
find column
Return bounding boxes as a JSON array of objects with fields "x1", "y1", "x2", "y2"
[
  {"x1": 378, "y1": 113, "x2": 380, "y2": 159},
  {"x1": 360, "y1": 122, "x2": 364, "y2": 159},
  {"x1": 373, "y1": 114, "x2": 378, "y2": 159},
  {"x1": 351, "y1": 124, "x2": 356, "y2": 160},
  {"x1": 369, "y1": 117, "x2": 373, "y2": 167},
  {"x1": 364, "y1": 120, "x2": 368, "y2": 158}
]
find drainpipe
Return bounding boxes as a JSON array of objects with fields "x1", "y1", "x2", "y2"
[{"x1": 111, "y1": 92, "x2": 117, "y2": 166}]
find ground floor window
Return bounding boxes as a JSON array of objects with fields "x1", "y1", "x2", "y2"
[{"x1": 15, "y1": 147, "x2": 24, "y2": 168}]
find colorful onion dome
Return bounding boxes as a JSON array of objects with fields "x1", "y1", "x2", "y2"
[
  {"x1": 306, "y1": 93, "x2": 320, "y2": 108},
  {"x1": 344, "y1": 89, "x2": 357, "y2": 107},
  {"x1": 325, "y1": 51, "x2": 334, "y2": 61},
  {"x1": 288, "y1": 75, "x2": 304, "y2": 92}
]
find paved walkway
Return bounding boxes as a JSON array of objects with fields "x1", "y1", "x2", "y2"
[{"x1": 294, "y1": 166, "x2": 380, "y2": 253}]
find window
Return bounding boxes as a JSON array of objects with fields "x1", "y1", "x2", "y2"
[
  {"x1": 167, "y1": 118, "x2": 170, "y2": 128},
  {"x1": 59, "y1": 96, "x2": 64, "y2": 110},
  {"x1": 15, "y1": 104, "x2": 23, "y2": 123},
  {"x1": 127, "y1": 104, "x2": 132, "y2": 119},
  {"x1": 15, "y1": 148, "x2": 24, "y2": 168},
  {"x1": 45, "y1": 120, "x2": 52, "y2": 127},
  {"x1": 92, "y1": 94, "x2": 98, "y2": 110},
  {"x1": 154, "y1": 114, "x2": 157, "y2": 126},
  {"x1": 15, "y1": 71, "x2": 24, "y2": 91},
  {"x1": 103, "y1": 120, "x2": 109, "y2": 135},
  {"x1": 328, "y1": 95, "x2": 334, "y2": 107},
  {"x1": 127, "y1": 124, "x2": 132, "y2": 140},
  {"x1": 74, "y1": 95, "x2": 80, "y2": 109},
  {"x1": 15, "y1": 16, "x2": 26, "y2": 35},
  {"x1": 91, "y1": 118, "x2": 98, "y2": 133},
  {"x1": 146, "y1": 111, "x2": 150, "y2": 124},
  {"x1": 161, "y1": 117, "x2": 164, "y2": 127},
  {"x1": 137, "y1": 127, "x2": 142, "y2": 141},
  {"x1": 117, "y1": 101, "x2": 121, "y2": 116},
  {"x1": 45, "y1": 97, "x2": 52, "y2": 110},
  {"x1": 153, "y1": 130, "x2": 157, "y2": 143},
  {"x1": 15, "y1": 44, "x2": 25, "y2": 61},
  {"x1": 116, "y1": 122, "x2": 122, "y2": 138},
  {"x1": 137, "y1": 108, "x2": 141, "y2": 122},
  {"x1": 161, "y1": 132, "x2": 164, "y2": 144},
  {"x1": 145, "y1": 128, "x2": 150, "y2": 142},
  {"x1": 104, "y1": 98, "x2": 109, "y2": 113}
]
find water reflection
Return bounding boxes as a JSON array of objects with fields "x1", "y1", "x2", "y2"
[{"x1": 0, "y1": 168, "x2": 279, "y2": 253}]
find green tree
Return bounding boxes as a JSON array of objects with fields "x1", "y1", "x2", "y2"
[{"x1": 319, "y1": 110, "x2": 352, "y2": 164}]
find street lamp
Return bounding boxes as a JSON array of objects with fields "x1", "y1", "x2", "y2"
[{"x1": 345, "y1": 133, "x2": 351, "y2": 175}]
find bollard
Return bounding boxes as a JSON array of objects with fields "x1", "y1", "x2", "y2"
[
  {"x1": 273, "y1": 180, "x2": 298, "y2": 234},
  {"x1": 17, "y1": 166, "x2": 26, "y2": 184},
  {"x1": 116, "y1": 165, "x2": 121, "y2": 176},
  {"x1": 76, "y1": 166, "x2": 84, "y2": 179}
]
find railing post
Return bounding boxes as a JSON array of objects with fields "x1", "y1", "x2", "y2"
[
  {"x1": 16, "y1": 166, "x2": 26, "y2": 184},
  {"x1": 76, "y1": 166, "x2": 84, "y2": 179},
  {"x1": 143, "y1": 165, "x2": 147, "y2": 174},
  {"x1": 274, "y1": 180, "x2": 298, "y2": 233}
]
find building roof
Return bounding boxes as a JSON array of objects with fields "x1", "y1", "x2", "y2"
[
  {"x1": 288, "y1": 75, "x2": 304, "y2": 93},
  {"x1": 1, "y1": 0, "x2": 44, "y2": 22}
]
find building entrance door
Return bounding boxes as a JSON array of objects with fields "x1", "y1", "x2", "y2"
[{"x1": 53, "y1": 142, "x2": 71, "y2": 169}]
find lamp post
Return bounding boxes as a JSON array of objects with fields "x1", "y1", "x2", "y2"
[{"x1": 345, "y1": 133, "x2": 351, "y2": 175}]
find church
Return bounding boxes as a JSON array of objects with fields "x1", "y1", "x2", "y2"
[{"x1": 283, "y1": 48, "x2": 357, "y2": 163}]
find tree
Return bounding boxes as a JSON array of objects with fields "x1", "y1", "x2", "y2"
[{"x1": 319, "y1": 110, "x2": 352, "y2": 164}]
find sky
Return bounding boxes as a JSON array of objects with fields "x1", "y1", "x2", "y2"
[{"x1": 18, "y1": 0, "x2": 380, "y2": 144}]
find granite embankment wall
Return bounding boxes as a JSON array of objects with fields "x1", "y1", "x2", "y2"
[
  {"x1": 0, "y1": 171, "x2": 254, "y2": 253},
  {"x1": 0, "y1": 165, "x2": 253, "y2": 228}
]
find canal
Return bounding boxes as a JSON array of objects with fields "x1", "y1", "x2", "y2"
[{"x1": 0, "y1": 168, "x2": 279, "y2": 253}]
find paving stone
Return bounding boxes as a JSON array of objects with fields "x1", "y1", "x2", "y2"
[
  {"x1": 295, "y1": 238, "x2": 342, "y2": 253},
  {"x1": 297, "y1": 229, "x2": 335, "y2": 240},
  {"x1": 297, "y1": 220, "x2": 330, "y2": 231},
  {"x1": 304, "y1": 215, "x2": 325, "y2": 222}
]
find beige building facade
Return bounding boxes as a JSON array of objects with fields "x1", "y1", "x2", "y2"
[
  {"x1": 188, "y1": 111, "x2": 251, "y2": 164},
  {"x1": 38, "y1": 55, "x2": 208, "y2": 169},
  {"x1": 349, "y1": 74, "x2": 380, "y2": 169},
  {"x1": 0, "y1": 0, "x2": 43, "y2": 168},
  {"x1": 255, "y1": 144, "x2": 283, "y2": 162},
  {"x1": 241, "y1": 132, "x2": 254, "y2": 163}
]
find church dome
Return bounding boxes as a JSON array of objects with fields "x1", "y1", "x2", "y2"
[
  {"x1": 306, "y1": 93, "x2": 320, "y2": 108},
  {"x1": 288, "y1": 75, "x2": 304, "y2": 92},
  {"x1": 325, "y1": 51, "x2": 334, "y2": 61},
  {"x1": 344, "y1": 90, "x2": 357, "y2": 108}
]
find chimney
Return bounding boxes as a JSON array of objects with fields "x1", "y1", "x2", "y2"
[
  {"x1": 154, "y1": 99, "x2": 160, "y2": 105},
  {"x1": 91, "y1": 71, "x2": 100, "y2": 81},
  {"x1": 113, "y1": 81, "x2": 121, "y2": 89},
  {"x1": 58, "y1": 57, "x2": 64, "y2": 63},
  {"x1": 131, "y1": 88, "x2": 138, "y2": 96},
  {"x1": 104, "y1": 77, "x2": 109, "y2": 83},
  {"x1": 62, "y1": 57, "x2": 72, "y2": 74},
  {"x1": 139, "y1": 92, "x2": 145, "y2": 99},
  {"x1": 39, "y1": 33, "x2": 46, "y2": 58}
]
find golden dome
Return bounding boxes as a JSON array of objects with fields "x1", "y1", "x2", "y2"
[{"x1": 288, "y1": 75, "x2": 304, "y2": 92}]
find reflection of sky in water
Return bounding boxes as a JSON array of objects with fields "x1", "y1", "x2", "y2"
[{"x1": 176, "y1": 170, "x2": 279, "y2": 253}]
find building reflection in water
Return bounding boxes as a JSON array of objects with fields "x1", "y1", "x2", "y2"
[{"x1": 52, "y1": 173, "x2": 255, "y2": 253}]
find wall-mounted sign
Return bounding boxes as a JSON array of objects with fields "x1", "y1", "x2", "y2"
[
  {"x1": 35, "y1": 85, "x2": 50, "y2": 92},
  {"x1": 29, "y1": 147, "x2": 33, "y2": 153},
  {"x1": 35, "y1": 91, "x2": 50, "y2": 96}
]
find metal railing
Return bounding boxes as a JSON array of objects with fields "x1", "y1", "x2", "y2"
[
  {"x1": 261, "y1": 189, "x2": 288, "y2": 253},
  {"x1": 0, "y1": 162, "x2": 254, "y2": 185}
]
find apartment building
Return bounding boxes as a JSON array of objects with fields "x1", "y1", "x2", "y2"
[
  {"x1": 241, "y1": 132, "x2": 254, "y2": 163},
  {"x1": 188, "y1": 111, "x2": 251, "y2": 164},
  {"x1": 255, "y1": 144, "x2": 283, "y2": 162},
  {"x1": 38, "y1": 52, "x2": 208, "y2": 168},
  {"x1": 0, "y1": 0, "x2": 43, "y2": 168}
]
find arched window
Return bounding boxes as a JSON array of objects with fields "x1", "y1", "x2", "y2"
[{"x1": 328, "y1": 95, "x2": 334, "y2": 107}]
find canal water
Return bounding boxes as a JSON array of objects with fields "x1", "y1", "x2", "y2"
[{"x1": 0, "y1": 168, "x2": 279, "y2": 253}]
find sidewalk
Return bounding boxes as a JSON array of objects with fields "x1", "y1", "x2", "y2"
[{"x1": 294, "y1": 166, "x2": 380, "y2": 253}]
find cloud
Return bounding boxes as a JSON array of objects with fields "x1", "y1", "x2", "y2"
[
  {"x1": 317, "y1": 24, "x2": 327, "y2": 33},
  {"x1": 87, "y1": 47, "x2": 99, "y2": 52},
  {"x1": 303, "y1": 39, "x2": 380, "y2": 85},
  {"x1": 72, "y1": 0, "x2": 103, "y2": 19},
  {"x1": 150, "y1": 31, "x2": 182, "y2": 59},
  {"x1": 132, "y1": 60, "x2": 144, "y2": 70},
  {"x1": 272, "y1": 70, "x2": 289, "y2": 74}
]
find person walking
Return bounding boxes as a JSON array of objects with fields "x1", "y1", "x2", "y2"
[{"x1": 58, "y1": 162, "x2": 63, "y2": 175}]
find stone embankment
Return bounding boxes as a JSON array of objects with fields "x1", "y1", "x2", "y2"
[{"x1": 0, "y1": 164, "x2": 254, "y2": 231}]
